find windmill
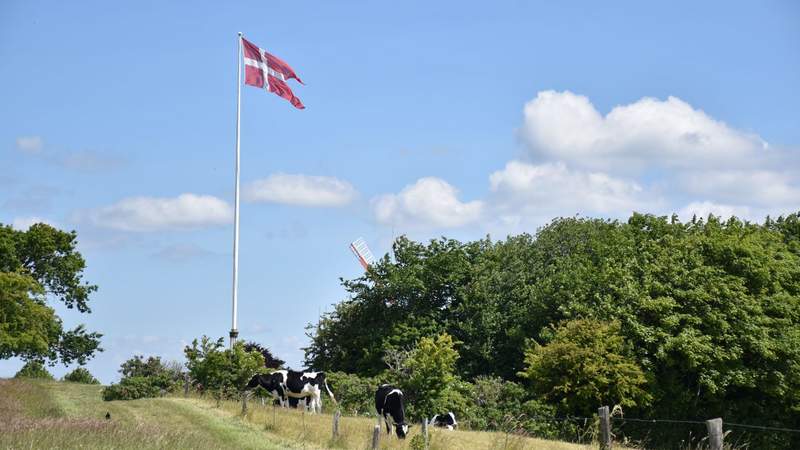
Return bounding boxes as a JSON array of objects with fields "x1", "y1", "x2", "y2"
[{"x1": 349, "y1": 237, "x2": 376, "y2": 270}]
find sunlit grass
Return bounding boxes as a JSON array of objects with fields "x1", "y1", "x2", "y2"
[
  {"x1": 2, "y1": 379, "x2": 625, "y2": 449},
  {"x1": 208, "y1": 395, "x2": 606, "y2": 450}
]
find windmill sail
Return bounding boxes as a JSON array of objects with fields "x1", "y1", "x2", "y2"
[{"x1": 350, "y1": 238, "x2": 376, "y2": 270}]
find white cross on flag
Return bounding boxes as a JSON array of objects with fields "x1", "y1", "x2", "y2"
[{"x1": 242, "y1": 37, "x2": 305, "y2": 109}]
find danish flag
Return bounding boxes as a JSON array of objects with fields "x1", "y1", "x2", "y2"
[{"x1": 242, "y1": 37, "x2": 305, "y2": 109}]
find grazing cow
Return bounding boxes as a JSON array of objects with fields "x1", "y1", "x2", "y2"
[
  {"x1": 430, "y1": 412, "x2": 458, "y2": 430},
  {"x1": 284, "y1": 370, "x2": 336, "y2": 414},
  {"x1": 375, "y1": 384, "x2": 409, "y2": 439},
  {"x1": 245, "y1": 370, "x2": 288, "y2": 407}
]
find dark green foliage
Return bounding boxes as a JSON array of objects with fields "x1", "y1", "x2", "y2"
[
  {"x1": 184, "y1": 336, "x2": 265, "y2": 401},
  {"x1": 63, "y1": 366, "x2": 100, "y2": 384},
  {"x1": 0, "y1": 223, "x2": 101, "y2": 365},
  {"x1": 243, "y1": 341, "x2": 285, "y2": 369},
  {"x1": 326, "y1": 371, "x2": 383, "y2": 416},
  {"x1": 14, "y1": 360, "x2": 54, "y2": 379},
  {"x1": 102, "y1": 355, "x2": 183, "y2": 401},
  {"x1": 102, "y1": 376, "x2": 161, "y2": 401},
  {"x1": 305, "y1": 212, "x2": 800, "y2": 448}
]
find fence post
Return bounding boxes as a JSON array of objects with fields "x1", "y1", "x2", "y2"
[
  {"x1": 241, "y1": 392, "x2": 248, "y2": 415},
  {"x1": 598, "y1": 406, "x2": 611, "y2": 450},
  {"x1": 706, "y1": 418, "x2": 723, "y2": 450},
  {"x1": 371, "y1": 424, "x2": 381, "y2": 449},
  {"x1": 332, "y1": 410, "x2": 341, "y2": 438},
  {"x1": 422, "y1": 418, "x2": 429, "y2": 449},
  {"x1": 183, "y1": 374, "x2": 189, "y2": 397}
]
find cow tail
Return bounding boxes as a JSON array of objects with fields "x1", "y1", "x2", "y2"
[{"x1": 324, "y1": 377, "x2": 337, "y2": 404}]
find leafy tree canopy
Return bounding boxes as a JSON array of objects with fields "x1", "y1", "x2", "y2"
[
  {"x1": 305, "y1": 212, "x2": 800, "y2": 439},
  {"x1": 0, "y1": 223, "x2": 101, "y2": 365}
]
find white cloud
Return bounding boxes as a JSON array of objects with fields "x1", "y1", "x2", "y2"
[
  {"x1": 11, "y1": 216, "x2": 57, "y2": 230},
  {"x1": 677, "y1": 201, "x2": 754, "y2": 222},
  {"x1": 520, "y1": 91, "x2": 767, "y2": 172},
  {"x1": 244, "y1": 174, "x2": 357, "y2": 207},
  {"x1": 373, "y1": 177, "x2": 484, "y2": 228},
  {"x1": 488, "y1": 161, "x2": 651, "y2": 226},
  {"x1": 16, "y1": 136, "x2": 43, "y2": 154},
  {"x1": 81, "y1": 193, "x2": 232, "y2": 232},
  {"x1": 680, "y1": 170, "x2": 800, "y2": 207}
]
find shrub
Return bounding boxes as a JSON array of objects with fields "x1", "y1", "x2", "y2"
[
  {"x1": 119, "y1": 355, "x2": 183, "y2": 391},
  {"x1": 518, "y1": 319, "x2": 651, "y2": 416},
  {"x1": 63, "y1": 366, "x2": 99, "y2": 384},
  {"x1": 102, "y1": 376, "x2": 161, "y2": 401},
  {"x1": 326, "y1": 371, "x2": 382, "y2": 416},
  {"x1": 184, "y1": 336, "x2": 265, "y2": 402},
  {"x1": 14, "y1": 360, "x2": 54, "y2": 379}
]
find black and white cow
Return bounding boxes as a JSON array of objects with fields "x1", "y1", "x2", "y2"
[
  {"x1": 245, "y1": 371, "x2": 287, "y2": 407},
  {"x1": 430, "y1": 412, "x2": 458, "y2": 430},
  {"x1": 284, "y1": 370, "x2": 336, "y2": 414},
  {"x1": 247, "y1": 369, "x2": 335, "y2": 413},
  {"x1": 375, "y1": 384, "x2": 409, "y2": 439}
]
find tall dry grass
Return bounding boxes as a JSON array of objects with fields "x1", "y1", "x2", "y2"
[{"x1": 204, "y1": 395, "x2": 604, "y2": 450}]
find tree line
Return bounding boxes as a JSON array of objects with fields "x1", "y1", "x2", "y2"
[{"x1": 305, "y1": 212, "x2": 800, "y2": 448}]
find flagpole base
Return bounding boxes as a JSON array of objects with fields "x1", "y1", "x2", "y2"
[{"x1": 229, "y1": 329, "x2": 239, "y2": 348}]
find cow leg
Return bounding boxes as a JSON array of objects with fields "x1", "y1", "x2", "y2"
[{"x1": 384, "y1": 415, "x2": 392, "y2": 434}]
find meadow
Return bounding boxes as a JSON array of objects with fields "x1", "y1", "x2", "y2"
[{"x1": 0, "y1": 378, "x2": 608, "y2": 450}]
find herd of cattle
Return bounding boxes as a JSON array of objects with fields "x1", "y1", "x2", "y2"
[{"x1": 246, "y1": 369, "x2": 457, "y2": 438}]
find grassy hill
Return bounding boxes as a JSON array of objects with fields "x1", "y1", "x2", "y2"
[{"x1": 0, "y1": 379, "x2": 605, "y2": 450}]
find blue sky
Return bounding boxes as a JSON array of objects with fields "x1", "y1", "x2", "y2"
[{"x1": 1, "y1": 0, "x2": 798, "y2": 382}]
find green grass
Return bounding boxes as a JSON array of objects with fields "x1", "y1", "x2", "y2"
[
  {"x1": 0, "y1": 379, "x2": 298, "y2": 449},
  {"x1": 1, "y1": 379, "x2": 620, "y2": 449}
]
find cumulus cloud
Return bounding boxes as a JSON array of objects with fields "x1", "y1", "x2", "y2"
[
  {"x1": 680, "y1": 170, "x2": 800, "y2": 207},
  {"x1": 373, "y1": 177, "x2": 484, "y2": 228},
  {"x1": 520, "y1": 91, "x2": 767, "y2": 172},
  {"x1": 80, "y1": 193, "x2": 232, "y2": 232},
  {"x1": 677, "y1": 201, "x2": 754, "y2": 222},
  {"x1": 488, "y1": 161, "x2": 652, "y2": 227},
  {"x1": 244, "y1": 174, "x2": 357, "y2": 207},
  {"x1": 16, "y1": 136, "x2": 43, "y2": 154},
  {"x1": 11, "y1": 216, "x2": 57, "y2": 230}
]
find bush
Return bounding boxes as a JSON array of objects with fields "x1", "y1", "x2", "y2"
[
  {"x1": 63, "y1": 366, "x2": 99, "y2": 384},
  {"x1": 101, "y1": 355, "x2": 184, "y2": 401},
  {"x1": 14, "y1": 360, "x2": 54, "y2": 379},
  {"x1": 326, "y1": 371, "x2": 383, "y2": 416},
  {"x1": 184, "y1": 336, "x2": 265, "y2": 402},
  {"x1": 102, "y1": 376, "x2": 161, "y2": 401},
  {"x1": 518, "y1": 319, "x2": 651, "y2": 416}
]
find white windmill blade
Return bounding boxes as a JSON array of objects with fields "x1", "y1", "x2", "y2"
[{"x1": 349, "y1": 237, "x2": 376, "y2": 270}]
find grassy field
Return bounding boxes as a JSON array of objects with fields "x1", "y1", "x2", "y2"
[{"x1": 0, "y1": 379, "x2": 606, "y2": 450}]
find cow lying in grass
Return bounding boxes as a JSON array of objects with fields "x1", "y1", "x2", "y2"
[
  {"x1": 245, "y1": 370, "x2": 336, "y2": 414},
  {"x1": 375, "y1": 384, "x2": 410, "y2": 439},
  {"x1": 431, "y1": 412, "x2": 458, "y2": 430}
]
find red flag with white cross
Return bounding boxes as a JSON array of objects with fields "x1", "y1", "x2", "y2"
[{"x1": 241, "y1": 37, "x2": 305, "y2": 109}]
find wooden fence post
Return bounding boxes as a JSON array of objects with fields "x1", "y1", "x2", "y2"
[
  {"x1": 706, "y1": 418, "x2": 723, "y2": 450},
  {"x1": 332, "y1": 410, "x2": 341, "y2": 438},
  {"x1": 598, "y1": 406, "x2": 611, "y2": 450},
  {"x1": 371, "y1": 424, "x2": 381, "y2": 449},
  {"x1": 183, "y1": 374, "x2": 189, "y2": 397},
  {"x1": 422, "y1": 418, "x2": 429, "y2": 449},
  {"x1": 241, "y1": 392, "x2": 248, "y2": 415}
]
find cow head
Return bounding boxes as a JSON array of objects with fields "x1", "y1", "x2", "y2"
[
  {"x1": 245, "y1": 374, "x2": 262, "y2": 390},
  {"x1": 395, "y1": 423, "x2": 410, "y2": 439}
]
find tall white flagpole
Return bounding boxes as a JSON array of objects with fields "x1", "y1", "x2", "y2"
[{"x1": 230, "y1": 32, "x2": 243, "y2": 349}]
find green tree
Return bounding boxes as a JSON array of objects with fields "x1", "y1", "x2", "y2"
[
  {"x1": 388, "y1": 333, "x2": 460, "y2": 419},
  {"x1": 518, "y1": 319, "x2": 651, "y2": 415},
  {"x1": 14, "y1": 360, "x2": 54, "y2": 379},
  {"x1": 63, "y1": 366, "x2": 100, "y2": 384},
  {"x1": 184, "y1": 336, "x2": 265, "y2": 402},
  {"x1": 0, "y1": 223, "x2": 101, "y2": 365}
]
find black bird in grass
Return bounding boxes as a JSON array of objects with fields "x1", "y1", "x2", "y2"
[{"x1": 105, "y1": 412, "x2": 111, "y2": 420}]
